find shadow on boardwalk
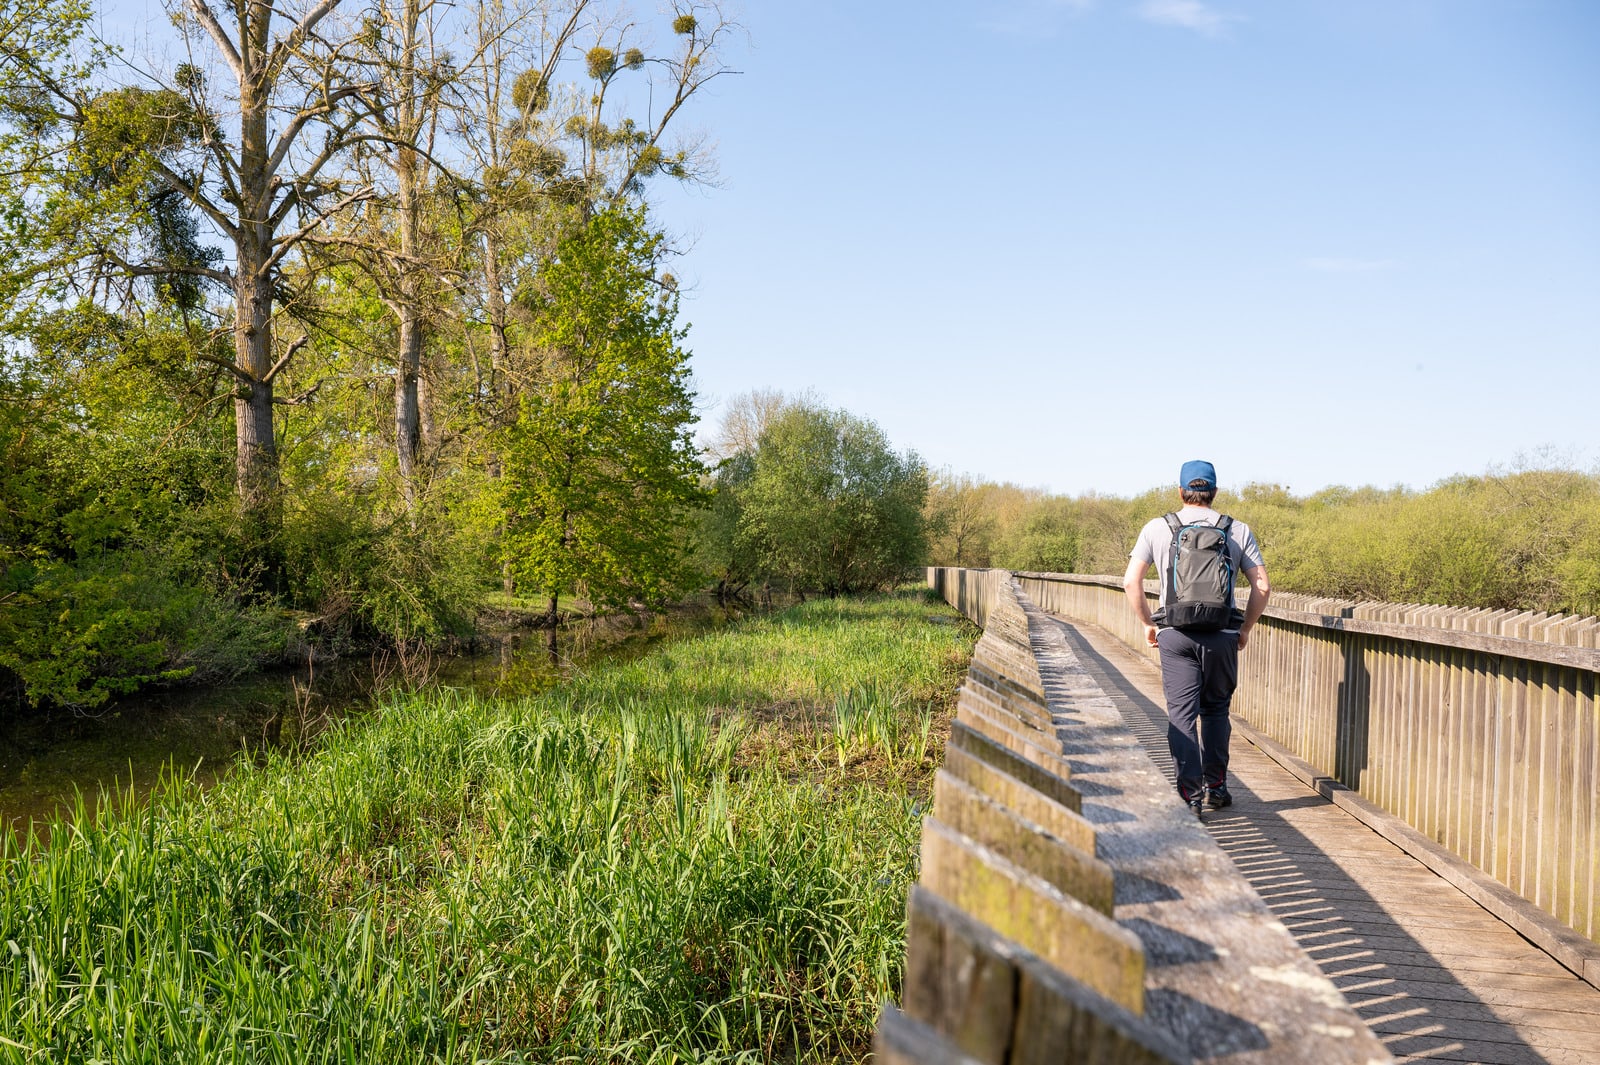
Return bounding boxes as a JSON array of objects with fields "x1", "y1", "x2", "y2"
[{"x1": 1053, "y1": 619, "x2": 1591, "y2": 1065}]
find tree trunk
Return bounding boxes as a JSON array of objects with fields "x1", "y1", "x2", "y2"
[
  {"x1": 546, "y1": 593, "x2": 558, "y2": 661},
  {"x1": 483, "y1": 229, "x2": 510, "y2": 400},
  {"x1": 483, "y1": 229, "x2": 516, "y2": 592},
  {"x1": 233, "y1": 68, "x2": 282, "y2": 552},
  {"x1": 233, "y1": 263, "x2": 278, "y2": 507},
  {"x1": 391, "y1": 0, "x2": 427, "y2": 515},
  {"x1": 395, "y1": 305, "x2": 423, "y2": 514},
  {"x1": 418, "y1": 366, "x2": 438, "y2": 458}
]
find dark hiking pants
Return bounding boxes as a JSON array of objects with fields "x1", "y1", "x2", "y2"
[{"x1": 1156, "y1": 626, "x2": 1240, "y2": 800}]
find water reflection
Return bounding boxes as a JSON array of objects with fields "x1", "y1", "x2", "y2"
[{"x1": 0, "y1": 603, "x2": 748, "y2": 829}]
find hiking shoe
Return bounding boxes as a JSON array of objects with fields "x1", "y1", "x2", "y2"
[
  {"x1": 1206, "y1": 784, "x2": 1233, "y2": 810},
  {"x1": 1183, "y1": 790, "x2": 1205, "y2": 819}
]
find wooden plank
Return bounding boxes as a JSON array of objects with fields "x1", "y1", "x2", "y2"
[
  {"x1": 1334, "y1": 974, "x2": 1600, "y2": 1011},
  {"x1": 956, "y1": 690, "x2": 1055, "y2": 743},
  {"x1": 972, "y1": 643, "x2": 1040, "y2": 680},
  {"x1": 1341, "y1": 991, "x2": 1600, "y2": 1037},
  {"x1": 1402, "y1": 645, "x2": 1421, "y2": 834},
  {"x1": 1508, "y1": 659, "x2": 1533, "y2": 901},
  {"x1": 1225, "y1": 712, "x2": 1600, "y2": 989},
  {"x1": 901, "y1": 885, "x2": 1018, "y2": 1063},
  {"x1": 1351, "y1": 636, "x2": 1374, "y2": 793},
  {"x1": 1276, "y1": 907, "x2": 1540, "y2": 936},
  {"x1": 1581, "y1": 670, "x2": 1599, "y2": 943},
  {"x1": 1441, "y1": 646, "x2": 1462, "y2": 857},
  {"x1": 968, "y1": 660, "x2": 1049, "y2": 709},
  {"x1": 917, "y1": 816, "x2": 1147, "y2": 1013},
  {"x1": 1364, "y1": 1035, "x2": 1598, "y2": 1065},
  {"x1": 948, "y1": 720, "x2": 1081, "y2": 806},
  {"x1": 1548, "y1": 668, "x2": 1576, "y2": 927},
  {"x1": 1489, "y1": 654, "x2": 1514, "y2": 887},
  {"x1": 1375, "y1": 635, "x2": 1395, "y2": 817},
  {"x1": 1284, "y1": 926, "x2": 1569, "y2": 963},
  {"x1": 966, "y1": 659, "x2": 1051, "y2": 708},
  {"x1": 943, "y1": 743, "x2": 1098, "y2": 856},
  {"x1": 933, "y1": 770, "x2": 1115, "y2": 914},
  {"x1": 1326, "y1": 961, "x2": 1591, "y2": 992},
  {"x1": 875, "y1": 1006, "x2": 987, "y2": 1065},
  {"x1": 901, "y1": 885, "x2": 1189, "y2": 1065},
  {"x1": 952, "y1": 705, "x2": 1074, "y2": 779},
  {"x1": 1360, "y1": 1009, "x2": 1600, "y2": 1055},
  {"x1": 1463, "y1": 649, "x2": 1488, "y2": 874},
  {"x1": 960, "y1": 679, "x2": 1055, "y2": 732}
]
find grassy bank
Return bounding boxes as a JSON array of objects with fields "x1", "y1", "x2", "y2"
[{"x1": 0, "y1": 591, "x2": 973, "y2": 1063}]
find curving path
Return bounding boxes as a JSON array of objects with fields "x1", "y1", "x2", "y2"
[{"x1": 1050, "y1": 615, "x2": 1600, "y2": 1065}]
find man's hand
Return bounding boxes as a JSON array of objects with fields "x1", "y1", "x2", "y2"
[
  {"x1": 1124, "y1": 557, "x2": 1159, "y2": 649},
  {"x1": 1239, "y1": 565, "x2": 1270, "y2": 653}
]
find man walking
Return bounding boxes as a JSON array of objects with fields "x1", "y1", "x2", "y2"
[{"x1": 1123, "y1": 460, "x2": 1270, "y2": 816}]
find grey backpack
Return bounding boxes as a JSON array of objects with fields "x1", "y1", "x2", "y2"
[{"x1": 1154, "y1": 513, "x2": 1243, "y2": 632}]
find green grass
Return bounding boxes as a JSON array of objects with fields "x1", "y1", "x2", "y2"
[{"x1": 0, "y1": 591, "x2": 974, "y2": 1063}]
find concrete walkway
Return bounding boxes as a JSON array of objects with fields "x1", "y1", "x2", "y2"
[{"x1": 1050, "y1": 615, "x2": 1600, "y2": 1065}]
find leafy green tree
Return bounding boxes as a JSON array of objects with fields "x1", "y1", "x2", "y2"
[
  {"x1": 735, "y1": 404, "x2": 928, "y2": 595},
  {"x1": 499, "y1": 207, "x2": 707, "y2": 638},
  {"x1": 697, "y1": 449, "x2": 758, "y2": 603},
  {"x1": 994, "y1": 497, "x2": 1080, "y2": 574},
  {"x1": 1, "y1": 0, "x2": 385, "y2": 553},
  {"x1": 0, "y1": 306, "x2": 286, "y2": 707},
  {"x1": 925, "y1": 469, "x2": 999, "y2": 567}
]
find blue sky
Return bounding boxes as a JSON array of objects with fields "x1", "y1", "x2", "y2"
[
  {"x1": 648, "y1": 0, "x2": 1599, "y2": 496},
  {"x1": 95, "y1": 0, "x2": 1599, "y2": 498}
]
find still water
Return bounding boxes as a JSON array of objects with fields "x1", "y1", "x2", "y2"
[{"x1": 0, "y1": 611, "x2": 738, "y2": 829}]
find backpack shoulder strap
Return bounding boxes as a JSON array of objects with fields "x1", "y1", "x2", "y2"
[
  {"x1": 1216, "y1": 514, "x2": 1239, "y2": 580},
  {"x1": 1161, "y1": 514, "x2": 1184, "y2": 598}
]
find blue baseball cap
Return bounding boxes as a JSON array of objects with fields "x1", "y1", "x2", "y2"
[{"x1": 1179, "y1": 460, "x2": 1217, "y2": 490}]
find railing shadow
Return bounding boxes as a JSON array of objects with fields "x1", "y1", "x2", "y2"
[
  {"x1": 1053, "y1": 620, "x2": 1555, "y2": 1065},
  {"x1": 1335, "y1": 633, "x2": 1372, "y2": 791}
]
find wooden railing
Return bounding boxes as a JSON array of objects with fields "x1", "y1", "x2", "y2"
[
  {"x1": 881, "y1": 569, "x2": 1391, "y2": 1062},
  {"x1": 1013, "y1": 570, "x2": 1600, "y2": 989}
]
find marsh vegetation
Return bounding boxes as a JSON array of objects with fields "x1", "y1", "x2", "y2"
[{"x1": 0, "y1": 591, "x2": 972, "y2": 1062}]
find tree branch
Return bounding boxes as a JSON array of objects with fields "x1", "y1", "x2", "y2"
[
  {"x1": 146, "y1": 155, "x2": 242, "y2": 242},
  {"x1": 263, "y1": 185, "x2": 375, "y2": 272},
  {"x1": 265, "y1": 82, "x2": 370, "y2": 181},
  {"x1": 261, "y1": 334, "x2": 308, "y2": 384},
  {"x1": 97, "y1": 245, "x2": 233, "y2": 286},
  {"x1": 265, "y1": 0, "x2": 345, "y2": 88},
  {"x1": 184, "y1": 0, "x2": 245, "y2": 81},
  {"x1": 193, "y1": 347, "x2": 248, "y2": 378}
]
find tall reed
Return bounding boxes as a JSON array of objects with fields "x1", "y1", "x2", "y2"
[{"x1": 0, "y1": 592, "x2": 973, "y2": 1063}]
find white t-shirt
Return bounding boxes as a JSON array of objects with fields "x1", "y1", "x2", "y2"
[{"x1": 1130, "y1": 506, "x2": 1265, "y2": 610}]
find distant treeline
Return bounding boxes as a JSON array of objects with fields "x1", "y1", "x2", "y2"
[{"x1": 924, "y1": 467, "x2": 1600, "y2": 618}]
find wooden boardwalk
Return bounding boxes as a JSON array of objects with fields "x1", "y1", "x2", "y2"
[{"x1": 1049, "y1": 616, "x2": 1600, "y2": 1065}]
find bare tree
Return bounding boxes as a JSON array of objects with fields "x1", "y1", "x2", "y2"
[
  {"x1": 925, "y1": 469, "x2": 999, "y2": 568},
  {"x1": 307, "y1": 0, "x2": 462, "y2": 516},
  {"x1": 459, "y1": 0, "x2": 739, "y2": 415},
  {"x1": 707, "y1": 387, "x2": 799, "y2": 463},
  {"x1": 155, "y1": 0, "x2": 380, "y2": 539}
]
